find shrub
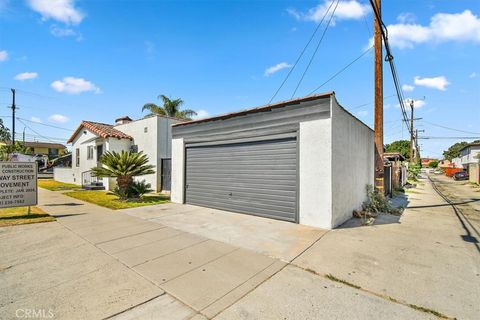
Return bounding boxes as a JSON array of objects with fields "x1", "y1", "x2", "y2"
[
  {"x1": 362, "y1": 185, "x2": 403, "y2": 216},
  {"x1": 130, "y1": 180, "x2": 153, "y2": 199},
  {"x1": 408, "y1": 163, "x2": 421, "y2": 181},
  {"x1": 112, "y1": 180, "x2": 152, "y2": 200}
]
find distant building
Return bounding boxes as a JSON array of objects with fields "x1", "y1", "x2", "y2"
[
  {"x1": 421, "y1": 158, "x2": 438, "y2": 168},
  {"x1": 0, "y1": 140, "x2": 66, "y2": 158},
  {"x1": 452, "y1": 143, "x2": 480, "y2": 184},
  {"x1": 451, "y1": 143, "x2": 480, "y2": 169},
  {"x1": 438, "y1": 159, "x2": 451, "y2": 168}
]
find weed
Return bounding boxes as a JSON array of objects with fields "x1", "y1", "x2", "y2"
[{"x1": 325, "y1": 274, "x2": 361, "y2": 289}]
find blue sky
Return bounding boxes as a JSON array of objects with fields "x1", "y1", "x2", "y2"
[{"x1": 0, "y1": 0, "x2": 479, "y2": 158}]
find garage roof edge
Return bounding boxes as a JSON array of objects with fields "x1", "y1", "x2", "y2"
[{"x1": 173, "y1": 91, "x2": 334, "y2": 127}]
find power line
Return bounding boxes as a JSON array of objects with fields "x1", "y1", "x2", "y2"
[
  {"x1": 418, "y1": 136, "x2": 480, "y2": 140},
  {"x1": 308, "y1": 46, "x2": 374, "y2": 96},
  {"x1": 268, "y1": 0, "x2": 337, "y2": 104},
  {"x1": 0, "y1": 115, "x2": 74, "y2": 131},
  {"x1": 421, "y1": 120, "x2": 480, "y2": 135},
  {"x1": 349, "y1": 93, "x2": 395, "y2": 110},
  {"x1": 292, "y1": 0, "x2": 340, "y2": 98},
  {"x1": 368, "y1": 0, "x2": 411, "y2": 136},
  {"x1": 14, "y1": 132, "x2": 68, "y2": 141},
  {"x1": 16, "y1": 118, "x2": 60, "y2": 144}
]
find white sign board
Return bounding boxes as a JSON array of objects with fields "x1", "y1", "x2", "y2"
[{"x1": 0, "y1": 162, "x2": 38, "y2": 208}]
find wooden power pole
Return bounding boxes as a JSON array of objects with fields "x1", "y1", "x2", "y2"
[
  {"x1": 374, "y1": 0, "x2": 384, "y2": 192},
  {"x1": 409, "y1": 100, "x2": 414, "y2": 162},
  {"x1": 11, "y1": 88, "x2": 16, "y2": 145}
]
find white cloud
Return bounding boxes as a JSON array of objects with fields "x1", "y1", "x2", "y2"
[
  {"x1": 357, "y1": 110, "x2": 368, "y2": 117},
  {"x1": 0, "y1": 50, "x2": 8, "y2": 61},
  {"x1": 288, "y1": 0, "x2": 370, "y2": 23},
  {"x1": 49, "y1": 24, "x2": 82, "y2": 41},
  {"x1": 194, "y1": 110, "x2": 209, "y2": 119},
  {"x1": 48, "y1": 114, "x2": 69, "y2": 123},
  {"x1": 27, "y1": 0, "x2": 84, "y2": 25},
  {"x1": 51, "y1": 77, "x2": 100, "y2": 94},
  {"x1": 385, "y1": 10, "x2": 480, "y2": 49},
  {"x1": 30, "y1": 116, "x2": 42, "y2": 123},
  {"x1": 264, "y1": 62, "x2": 292, "y2": 76},
  {"x1": 402, "y1": 84, "x2": 415, "y2": 92},
  {"x1": 397, "y1": 12, "x2": 416, "y2": 24},
  {"x1": 414, "y1": 76, "x2": 450, "y2": 91},
  {"x1": 14, "y1": 72, "x2": 38, "y2": 81},
  {"x1": 469, "y1": 72, "x2": 477, "y2": 79}
]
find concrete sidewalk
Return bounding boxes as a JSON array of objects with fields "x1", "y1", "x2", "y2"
[
  {"x1": 292, "y1": 177, "x2": 480, "y2": 319},
  {"x1": 0, "y1": 187, "x2": 460, "y2": 319}
]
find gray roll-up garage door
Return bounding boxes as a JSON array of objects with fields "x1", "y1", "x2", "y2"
[{"x1": 185, "y1": 137, "x2": 297, "y2": 222}]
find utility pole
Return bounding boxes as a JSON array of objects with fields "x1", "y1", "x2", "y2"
[
  {"x1": 373, "y1": 0, "x2": 384, "y2": 192},
  {"x1": 11, "y1": 88, "x2": 16, "y2": 145},
  {"x1": 409, "y1": 99, "x2": 414, "y2": 162},
  {"x1": 415, "y1": 129, "x2": 425, "y2": 164}
]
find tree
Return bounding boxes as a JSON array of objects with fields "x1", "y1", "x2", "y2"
[
  {"x1": 0, "y1": 118, "x2": 11, "y2": 142},
  {"x1": 142, "y1": 95, "x2": 197, "y2": 120},
  {"x1": 385, "y1": 140, "x2": 410, "y2": 161},
  {"x1": 428, "y1": 161, "x2": 439, "y2": 168},
  {"x1": 91, "y1": 151, "x2": 155, "y2": 200},
  {"x1": 442, "y1": 140, "x2": 480, "y2": 161},
  {"x1": 0, "y1": 141, "x2": 32, "y2": 160}
]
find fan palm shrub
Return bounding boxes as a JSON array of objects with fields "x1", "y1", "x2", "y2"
[{"x1": 91, "y1": 151, "x2": 155, "y2": 200}]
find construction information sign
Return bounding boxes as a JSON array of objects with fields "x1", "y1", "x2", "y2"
[{"x1": 0, "y1": 162, "x2": 38, "y2": 208}]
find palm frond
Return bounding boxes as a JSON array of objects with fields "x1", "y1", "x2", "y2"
[
  {"x1": 91, "y1": 150, "x2": 155, "y2": 178},
  {"x1": 142, "y1": 103, "x2": 166, "y2": 115}
]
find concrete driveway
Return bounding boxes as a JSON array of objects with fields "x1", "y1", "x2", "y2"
[
  {"x1": 119, "y1": 203, "x2": 327, "y2": 262},
  {"x1": 2, "y1": 185, "x2": 474, "y2": 319}
]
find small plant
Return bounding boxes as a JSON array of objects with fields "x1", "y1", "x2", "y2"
[
  {"x1": 354, "y1": 185, "x2": 403, "y2": 224},
  {"x1": 130, "y1": 180, "x2": 153, "y2": 199},
  {"x1": 112, "y1": 180, "x2": 153, "y2": 200},
  {"x1": 362, "y1": 185, "x2": 391, "y2": 214},
  {"x1": 407, "y1": 163, "x2": 421, "y2": 181}
]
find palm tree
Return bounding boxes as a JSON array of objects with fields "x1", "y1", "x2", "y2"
[
  {"x1": 142, "y1": 94, "x2": 197, "y2": 120},
  {"x1": 91, "y1": 151, "x2": 155, "y2": 200}
]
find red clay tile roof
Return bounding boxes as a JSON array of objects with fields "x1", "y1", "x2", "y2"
[{"x1": 67, "y1": 121, "x2": 133, "y2": 143}]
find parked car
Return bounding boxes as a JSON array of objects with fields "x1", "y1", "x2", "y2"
[{"x1": 453, "y1": 171, "x2": 469, "y2": 181}]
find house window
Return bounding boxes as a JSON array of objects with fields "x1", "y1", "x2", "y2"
[
  {"x1": 87, "y1": 146, "x2": 94, "y2": 160},
  {"x1": 131, "y1": 145, "x2": 138, "y2": 153},
  {"x1": 144, "y1": 127, "x2": 148, "y2": 133},
  {"x1": 48, "y1": 148, "x2": 59, "y2": 157},
  {"x1": 75, "y1": 148, "x2": 80, "y2": 167}
]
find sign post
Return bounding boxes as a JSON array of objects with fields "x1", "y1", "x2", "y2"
[{"x1": 0, "y1": 162, "x2": 38, "y2": 210}]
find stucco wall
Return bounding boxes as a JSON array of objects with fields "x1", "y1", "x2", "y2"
[
  {"x1": 331, "y1": 100, "x2": 375, "y2": 228},
  {"x1": 104, "y1": 137, "x2": 132, "y2": 190},
  {"x1": 53, "y1": 167, "x2": 75, "y2": 184},
  {"x1": 171, "y1": 138, "x2": 185, "y2": 203},
  {"x1": 299, "y1": 118, "x2": 332, "y2": 228},
  {"x1": 69, "y1": 129, "x2": 104, "y2": 186},
  {"x1": 115, "y1": 116, "x2": 180, "y2": 191},
  {"x1": 115, "y1": 117, "x2": 159, "y2": 190}
]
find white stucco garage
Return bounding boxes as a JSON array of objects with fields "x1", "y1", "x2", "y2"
[{"x1": 171, "y1": 92, "x2": 374, "y2": 229}]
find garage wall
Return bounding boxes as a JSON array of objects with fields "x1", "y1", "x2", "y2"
[
  {"x1": 331, "y1": 99, "x2": 375, "y2": 228},
  {"x1": 299, "y1": 118, "x2": 332, "y2": 228},
  {"x1": 171, "y1": 97, "x2": 331, "y2": 224},
  {"x1": 171, "y1": 137, "x2": 185, "y2": 203}
]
